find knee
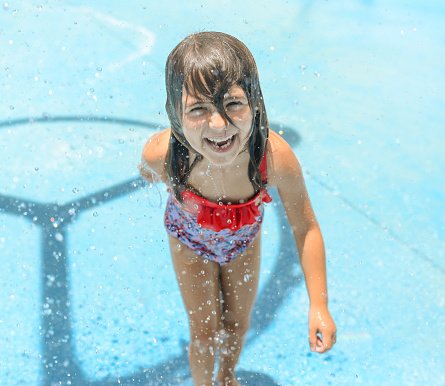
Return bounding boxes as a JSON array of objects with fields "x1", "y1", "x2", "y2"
[
  {"x1": 188, "y1": 319, "x2": 220, "y2": 347},
  {"x1": 190, "y1": 327, "x2": 219, "y2": 344},
  {"x1": 222, "y1": 313, "x2": 250, "y2": 337}
]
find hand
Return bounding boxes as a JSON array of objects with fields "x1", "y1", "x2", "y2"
[{"x1": 308, "y1": 305, "x2": 337, "y2": 353}]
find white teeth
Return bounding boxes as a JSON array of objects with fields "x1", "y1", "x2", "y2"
[
  {"x1": 206, "y1": 134, "x2": 235, "y2": 148},
  {"x1": 207, "y1": 135, "x2": 233, "y2": 143},
  {"x1": 219, "y1": 139, "x2": 232, "y2": 148}
]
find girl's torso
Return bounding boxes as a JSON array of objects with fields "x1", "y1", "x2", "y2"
[{"x1": 185, "y1": 150, "x2": 256, "y2": 205}]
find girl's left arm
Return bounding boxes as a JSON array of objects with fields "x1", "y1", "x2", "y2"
[{"x1": 269, "y1": 135, "x2": 337, "y2": 353}]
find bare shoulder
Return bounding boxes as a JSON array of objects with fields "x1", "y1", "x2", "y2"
[
  {"x1": 266, "y1": 129, "x2": 303, "y2": 187},
  {"x1": 141, "y1": 128, "x2": 171, "y2": 181}
]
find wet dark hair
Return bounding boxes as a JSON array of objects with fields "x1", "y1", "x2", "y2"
[{"x1": 165, "y1": 31, "x2": 269, "y2": 202}]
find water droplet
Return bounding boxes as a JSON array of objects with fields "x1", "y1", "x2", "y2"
[
  {"x1": 93, "y1": 212, "x2": 99, "y2": 217},
  {"x1": 46, "y1": 275, "x2": 55, "y2": 284},
  {"x1": 96, "y1": 67, "x2": 102, "y2": 72},
  {"x1": 207, "y1": 300, "x2": 211, "y2": 305},
  {"x1": 72, "y1": 188, "x2": 78, "y2": 193}
]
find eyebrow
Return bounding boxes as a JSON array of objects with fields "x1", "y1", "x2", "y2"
[
  {"x1": 183, "y1": 89, "x2": 246, "y2": 107},
  {"x1": 184, "y1": 97, "x2": 208, "y2": 107},
  {"x1": 225, "y1": 89, "x2": 247, "y2": 99}
]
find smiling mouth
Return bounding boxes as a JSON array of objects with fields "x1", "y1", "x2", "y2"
[{"x1": 205, "y1": 134, "x2": 236, "y2": 150}]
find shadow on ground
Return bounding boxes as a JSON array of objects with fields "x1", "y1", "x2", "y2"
[{"x1": 0, "y1": 116, "x2": 301, "y2": 385}]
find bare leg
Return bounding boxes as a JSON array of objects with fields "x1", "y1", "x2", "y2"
[
  {"x1": 168, "y1": 236, "x2": 222, "y2": 386},
  {"x1": 217, "y1": 235, "x2": 261, "y2": 386}
]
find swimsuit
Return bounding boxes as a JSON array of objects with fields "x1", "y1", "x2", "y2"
[{"x1": 164, "y1": 155, "x2": 272, "y2": 265}]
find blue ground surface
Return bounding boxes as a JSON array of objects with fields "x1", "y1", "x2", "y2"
[{"x1": 1, "y1": 1, "x2": 444, "y2": 385}]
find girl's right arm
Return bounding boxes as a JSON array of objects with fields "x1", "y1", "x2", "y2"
[
  {"x1": 267, "y1": 130, "x2": 337, "y2": 353},
  {"x1": 139, "y1": 128, "x2": 171, "y2": 184}
]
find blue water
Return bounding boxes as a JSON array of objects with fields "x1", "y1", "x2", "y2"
[{"x1": 1, "y1": 1, "x2": 444, "y2": 385}]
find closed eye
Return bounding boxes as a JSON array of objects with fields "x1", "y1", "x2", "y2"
[
  {"x1": 225, "y1": 100, "x2": 245, "y2": 112},
  {"x1": 187, "y1": 105, "x2": 207, "y2": 117}
]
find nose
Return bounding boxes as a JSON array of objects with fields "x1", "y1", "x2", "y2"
[{"x1": 208, "y1": 111, "x2": 227, "y2": 129}]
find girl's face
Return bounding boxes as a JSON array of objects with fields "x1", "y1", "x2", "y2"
[{"x1": 181, "y1": 84, "x2": 253, "y2": 166}]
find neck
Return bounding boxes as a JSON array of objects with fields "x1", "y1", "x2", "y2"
[{"x1": 202, "y1": 150, "x2": 251, "y2": 174}]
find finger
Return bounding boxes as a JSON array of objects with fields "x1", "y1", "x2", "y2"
[
  {"x1": 322, "y1": 335, "x2": 332, "y2": 353},
  {"x1": 332, "y1": 332, "x2": 337, "y2": 345},
  {"x1": 316, "y1": 342, "x2": 329, "y2": 353},
  {"x1": 314, "y1": 335, "x2": 326, "y2": 353},
  {"x1": 316, "y1": 333, "x2": 334, "y2": 353},
  {"x1": 308, "y1": 329, "x2": 318, "y2": 352},
  {"x1": 312, "y1": 334, "x2": 324, "y2": 353}
]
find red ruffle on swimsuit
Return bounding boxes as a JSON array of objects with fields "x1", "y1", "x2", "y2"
[{"x1": 180, "y1": 155, "x2": 271, "y2": 232}]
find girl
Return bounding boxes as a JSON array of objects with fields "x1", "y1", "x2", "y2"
[{"x1": 139, "y1": 31, "x2": 336, "y2": 386}]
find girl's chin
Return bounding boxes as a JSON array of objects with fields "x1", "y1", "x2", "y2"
[{"x1": 203, "y1": 148, "x2": 242, "y2": 166}]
